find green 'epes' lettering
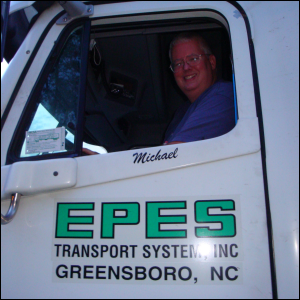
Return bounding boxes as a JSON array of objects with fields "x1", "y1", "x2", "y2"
[
  {"x1": 101, "y1": 202, "x2": 140, "y2": 238},
  {"x1": 195, "y1": 200, "x2": 236, "y2": 238},
  {"x1": 146, "y1": 201, "x2": 187, "y2": 238},
  {"x1": 56, "y1": 203, "x2": 94, "y2": 238}
]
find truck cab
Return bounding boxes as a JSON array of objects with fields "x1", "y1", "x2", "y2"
[{"x1": 1, "y1": 1, "x2": 299, "y2": 298}]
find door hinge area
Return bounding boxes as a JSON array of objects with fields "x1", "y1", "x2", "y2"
[{"x1": 56, "y1": 1, "x2": 94, "y2": 25}]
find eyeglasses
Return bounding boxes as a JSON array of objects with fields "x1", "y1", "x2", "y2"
[{"x1": 170, "y1": 54, "x2": 210, "y2": 73}]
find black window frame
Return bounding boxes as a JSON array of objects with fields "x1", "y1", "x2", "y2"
[{"x1": 6, "y1": 18, "x2": 90, "y2": 164}]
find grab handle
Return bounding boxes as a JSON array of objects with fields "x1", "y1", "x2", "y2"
[{"x1": 1, "y1": 193, "x2": 22, "y2": 225}]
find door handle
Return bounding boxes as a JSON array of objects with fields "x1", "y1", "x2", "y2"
[{"x1": 1, "y1": 193, "x2": 22, "y2": 225}]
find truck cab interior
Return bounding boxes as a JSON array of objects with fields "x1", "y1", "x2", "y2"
[{"x1": 83, "y1": 19, "x2": 232, "y2": 153}]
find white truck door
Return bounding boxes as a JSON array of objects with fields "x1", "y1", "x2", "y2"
[{"x1": 2, "y1": 1, "x2": 279, "y2": 298}]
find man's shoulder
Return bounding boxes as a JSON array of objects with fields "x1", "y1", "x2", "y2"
[
  {"x1": 194, "y1": 80, "x2": 233, "y2": 107},
  {"x1": 203, "y1": 80, "x2": 233, "y2": 104},
  {"x1": 212, "y1": 80, "x2": 233, "y2": 96}
]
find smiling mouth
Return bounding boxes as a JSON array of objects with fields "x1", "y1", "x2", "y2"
[{"x1": 184, "y1": 74, "x2": 196, "y2": 80}]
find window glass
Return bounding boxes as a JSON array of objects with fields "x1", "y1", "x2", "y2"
[{"x1": 19, "y1": 26, "x2": 83, "y2": 157}]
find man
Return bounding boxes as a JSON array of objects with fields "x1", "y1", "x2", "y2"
[{"x1": 163, "y1": 32, "x2": 235, "y2": 145}]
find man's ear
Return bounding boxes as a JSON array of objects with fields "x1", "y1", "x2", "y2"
[{"x1": 209, "y1": 54, "x2": 217, "y2": 70}]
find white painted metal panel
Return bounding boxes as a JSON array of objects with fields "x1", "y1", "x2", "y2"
[
  {"x1": 8, "y1": 1, "x2": 35, "y2": 15},
  {"x1": 239, "y1": 1, "x2": 299, "y2": 298},
  {"x1": 2, "y1": 158, "x2": 77, "y2": 198},
  {"x1": 1, "y1": 151, "x2": 272, "y2": 298}
]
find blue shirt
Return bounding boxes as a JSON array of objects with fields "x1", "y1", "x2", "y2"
[{"x1": 164, "y1": 80, "x2": 235, "y2": 143}]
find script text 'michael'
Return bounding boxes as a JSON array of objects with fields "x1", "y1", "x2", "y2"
[{"x1": 133, "y1": 148, "x2": 178, "y2": 164}]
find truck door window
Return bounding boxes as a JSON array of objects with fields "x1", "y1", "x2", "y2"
[
  {"x1": 83, "y1": 23, "x2": 234, "y2": 153},
  {"x1": 18, "y1": 26, "x2": 83, "y2": 158}
]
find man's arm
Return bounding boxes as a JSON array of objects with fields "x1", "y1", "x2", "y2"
[
  {"x1": 82, "y1": 148, "x2": 99, "y2": 155},
  {"x1": 165, "y1": 141, "x2": 184, "y2": 145}
]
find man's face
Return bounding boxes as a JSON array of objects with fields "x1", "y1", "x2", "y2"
[{"x1": 171, "y1": 39, "x2": 216, "y2": 103}]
